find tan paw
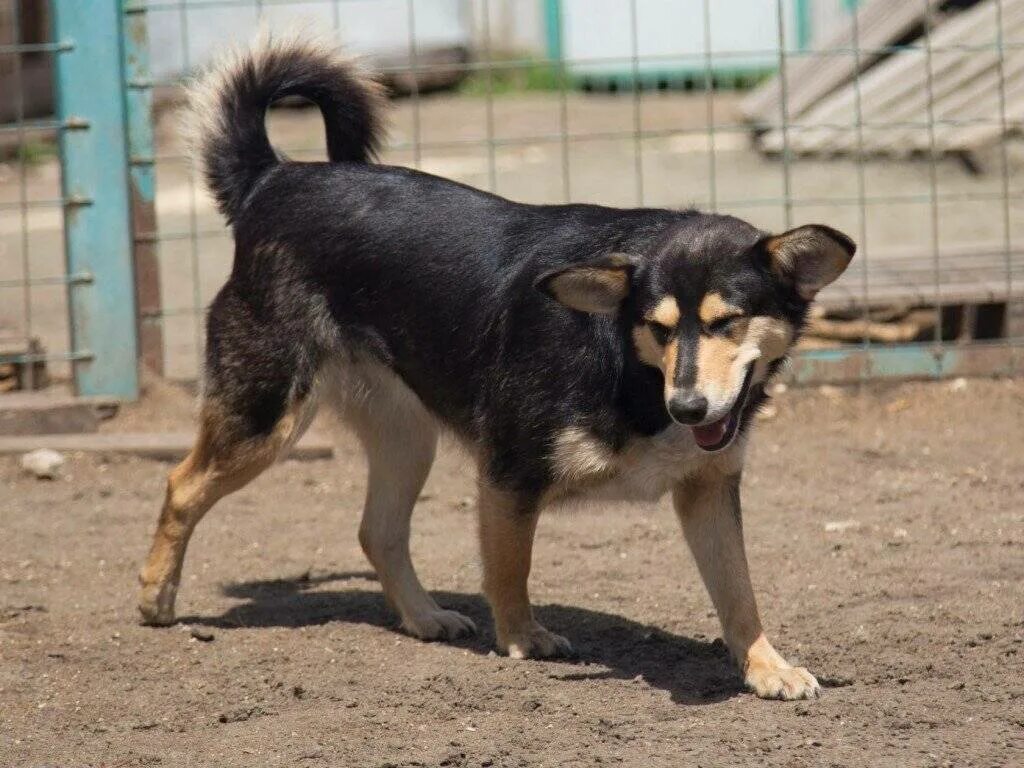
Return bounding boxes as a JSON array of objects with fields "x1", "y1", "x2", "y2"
[
  {"x1": 745, "y1": 663, "x2": 820, "y2": 700},
  {"x1": 138, "y1": 582, "x2": 177, "y2": 626},
  {"x1": 401, "y1": 609, "x2": 477, "y2": 641},
  {"x1": 501, "y1": 622, "x2": 574, "y2": 659}
]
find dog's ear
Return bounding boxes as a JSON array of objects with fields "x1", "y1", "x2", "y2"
[
  {"x1": 535, "y1": 253, "x2": 635, "y2": 314},
  {"x1": 763, "y1": 225, "x2": 856, "y2": 301}
]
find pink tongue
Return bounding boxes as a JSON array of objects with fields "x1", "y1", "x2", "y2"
[{"x1": 691, "y1": 417, "x2": 730, "y2": 448}]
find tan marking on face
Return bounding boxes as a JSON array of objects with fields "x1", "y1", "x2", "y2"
[
  {"x1": 633, "y1": 299, "x2": 687, "y2": 400},
  {"x1": 744, "y1": 316, "x2": 794, "y2": 366},
  {"x1": 699, "y1": 292, "x2": 743, "y2": 325},
  {"x1": 634, "y1": 296, "x2": 682, "y2": 379},
  {"x1": 692, "y1": 315, "x2": 797, "y2": 419},
  {"x1": 631, "y1": 324, "x2": 662, "y2": 368},
  {"x1": 648, "y1": 296, "x2": 680, "y2": 327},
  {"x1": 695, "y1": 334, "x2": 740, "y2": 394},
  {"x1": 662, "y1": 336, "x2": 679, "y2": 398}
]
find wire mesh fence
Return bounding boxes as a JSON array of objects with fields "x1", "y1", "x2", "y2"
[
  {"x1": 1, "y1": 0, "x2": 1022, "y2": 396},
  {"x1": 0, "y1": 0, "x2": 70, "y2": 391}
]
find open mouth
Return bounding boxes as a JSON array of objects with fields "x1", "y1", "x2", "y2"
[{"x1": 690, "y1": 365, "x2": 755, "y2": 452}]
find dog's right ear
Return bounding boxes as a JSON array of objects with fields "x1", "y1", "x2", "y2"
[{"x1": 535, "y1": 253, "x2": 635, "y2": 314}]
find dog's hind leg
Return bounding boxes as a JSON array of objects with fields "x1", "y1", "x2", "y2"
[
  {"x1": 343, "y1": 367, "x2": 476, "y2": 641},
  {"x1": 138, "y1": 392, "x2": 316, "y2": 626}
]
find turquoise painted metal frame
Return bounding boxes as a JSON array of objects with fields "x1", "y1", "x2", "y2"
[
  {"x1": 789, "y1": 340, "x2": 1022, "y2": 384},
  {"x1": 51, "y1": 0, "x2": 139, "y2": 398}
]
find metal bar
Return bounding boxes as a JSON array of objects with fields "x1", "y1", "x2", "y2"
[
  {"x1": 993, "y1": 0, "x2": 1016, "y2": 374},
  {"x1": 0, "y1": 41, "x2": 73, "y2": 54},
  {"x1": 0, "y1": 351, "x2": 95, "y2": 365},
  {"x1": 775, "y1": 0, "x2": 793, "y2": 229},
  {"x1": 0, "y1": 119, "x2": 67, "y2": 134},
  {"x1": 629, "y1": 0, "x2": 644, "y2": 205},
  {"x1": 481, "y1": 0, "x2": 498, "y2": 193},
  {"x1": 702, "y1": 0, "x2": 717, "y2": 212},
  {"x1": 553, "y1": 0, "x2": 570, "y2": 202},
  {"x1": 12, "y1": 2, "x2": 34, "y2": 389},
  {"x1": 0, "y1": 272, "x2": 94, "y2": 289},
  {"x1": 51, "y1": 0, "x2": 140, "y2": 398},
  {"x1": 0, "y1": 199, "x2": 74, "y2": 211},
  {"x1": 177, "y1": 0, "x2": 205, "y2": 373},
  {"x1": 849, "y1": 0, "x2": 871, "y2": 382},
  {"x1": 122, "y1": 0, "x2": 165, "y2": 376},
  {"x1": 921, "y1": 0, "x2": 943, "y2": 369},
  {"x1": 406, "y1": 0, "x2": 421, "y2": 169}
]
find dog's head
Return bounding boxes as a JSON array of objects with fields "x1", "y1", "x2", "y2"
[{"x1": 537, "y1": 214, "x2": 855, "y2": 451}]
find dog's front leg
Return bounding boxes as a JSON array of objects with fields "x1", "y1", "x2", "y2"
[
  {"x1": 478, "y1": 481, "x2": 573, "y2": 659},
  {"x1": 673, "y1": 473, "x2": 820, "y2": 700}
]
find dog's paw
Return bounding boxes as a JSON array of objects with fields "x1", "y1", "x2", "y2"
[
  {"x1": 745, "y1": 663, "x2": 820, "y2": 700},
  {"x1": 501, "y1": 622, "x2": 574, "y2": 660},
  {"x1": 138, "y1": 583, "x2": 177, "y2": 627},
  {"x1": 402, "y1": 609, "x2": 477, "y2": 641}
]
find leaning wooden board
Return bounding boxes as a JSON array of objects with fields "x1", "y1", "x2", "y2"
[
  {"x1": 818, "y1": 240, "x2": 1023, "y2": 310},
  {"x1": 740, "y1": 0, "x2": 944, "y2": 126},
  {"x1": 758, "y1": 0, "x2": 1024, "y2": 156}
]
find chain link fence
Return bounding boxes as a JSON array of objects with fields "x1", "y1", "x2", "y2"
[{"x1": 1, "y1": 0, "x2": 1021, "y2": 397}]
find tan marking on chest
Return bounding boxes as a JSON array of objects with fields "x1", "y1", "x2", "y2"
[{"x1": 549, "y1": 426, "x2": 617, "y2": 484}]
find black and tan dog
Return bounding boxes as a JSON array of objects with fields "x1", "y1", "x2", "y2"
[{"x1": 138, "y1": 34, "x2": 854, "y2": 700}]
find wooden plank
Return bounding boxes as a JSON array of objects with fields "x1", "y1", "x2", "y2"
[
  {"x1": 0, "y1": 432, "x2": 335, "y2": 461},
  {"x1": 0, "y1": 393, "x2": 120, "y2": 436},
  {"x1": 819, "y1": 281, "x2": 1021, "y2": 310},
  {"x1": 875, "y1": 24, "x2": 1024, "y2": 153},
  {"x1": 818, "y1": 239, "x2": 1022, "y2": 310},
  {"x1": 759, "y1": 0, "x2": 1024, "y2": 155},
  {"x1": 741, "y1": 0, "x2": 942, "y2": 125},
  {"x1": 940, "y1": 68, "x2": 1024, "y2": 150}
]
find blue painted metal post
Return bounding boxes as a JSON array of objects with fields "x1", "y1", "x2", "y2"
[{"x1": 52, "y1": 0, "x2": 140, "y2": 399}]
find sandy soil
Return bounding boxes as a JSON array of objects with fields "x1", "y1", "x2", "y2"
[{"x1": 1, "y1": 377, "x2": 1023, "y2": 767}]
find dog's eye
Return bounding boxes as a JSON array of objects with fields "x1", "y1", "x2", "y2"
[
  {"x1": 707, "y1": 316, "x2": 743, "y2": 335},
  {"x1": 647, "y1": 321, "x2": 673, "y2": 345}
]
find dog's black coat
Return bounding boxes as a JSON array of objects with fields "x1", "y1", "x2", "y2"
[{"x1": 197, "y1": 42, "x2": 830, "y2": 497}]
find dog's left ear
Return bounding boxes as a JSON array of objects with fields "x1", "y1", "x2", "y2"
[
  {"x1": 535, "y1": 253, "x2": 635, "y2": 314},
  {"x1": 764, "y1": 224, "x2": 856, "y2": 301}
]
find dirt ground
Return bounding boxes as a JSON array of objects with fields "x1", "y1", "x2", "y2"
[{"x1": 1, "y1": 377, "x2": 1023, "y2": 767}]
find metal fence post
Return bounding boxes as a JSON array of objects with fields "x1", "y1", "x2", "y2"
[
  {"x1": 51, "y1": 0, "x2": 140, "y2": 399},
  {"x1": 123, "y1": 1, "x2": 164, "y2": 378}
]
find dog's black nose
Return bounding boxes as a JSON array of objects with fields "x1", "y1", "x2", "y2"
[{"x1": 668, "y1": 392, "x2": 708, "y2": 425}]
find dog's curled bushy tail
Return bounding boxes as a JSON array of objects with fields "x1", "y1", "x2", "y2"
[{"x1": 187, "y1": 32, "x2": 386, "y2": 223}]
